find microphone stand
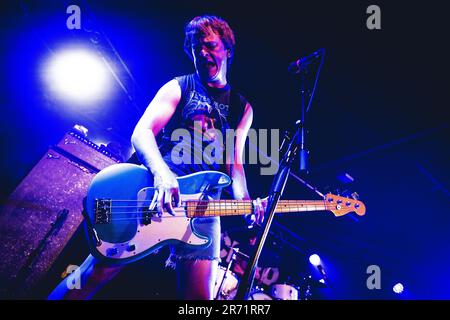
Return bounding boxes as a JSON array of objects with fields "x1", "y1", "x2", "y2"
[
  {"x1": 235, "y1": 51, "x2": 324, "y2": 300},
  {"x1": 234, "y1": 123, "x2": 302, "y2": 300},
  {"x1": 296, "y1": 48, "x2": 325, "y2": 173},
  {"x1": 299, "y1": 70, "x2": 309, "y2": 173}
]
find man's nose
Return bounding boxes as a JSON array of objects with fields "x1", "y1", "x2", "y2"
[{"x1": 199, "y1": 46, "x2": 210, "y2": 57}]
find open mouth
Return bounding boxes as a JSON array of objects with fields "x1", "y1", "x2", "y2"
[
  {"x1": 198, "y1": 59, "x2": 218, "y2": 78},
  {"x1": 205, "y1": 61, "x2": 216, "y2": 69}
]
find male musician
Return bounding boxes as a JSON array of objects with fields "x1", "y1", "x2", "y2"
[{"x1": 48, "y1": 15, "x2": 265, "y2": 300}]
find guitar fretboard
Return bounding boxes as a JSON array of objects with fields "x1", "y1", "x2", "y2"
[{"x1": 186, "y1": 200, "x2": 330, "y2": 217}]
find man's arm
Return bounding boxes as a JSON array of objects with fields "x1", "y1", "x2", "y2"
[
  {"x1": 231, "y1": 103, "x2": 266, "y2": 224},
  {"x1": 231, "y1": 102, "x2": 253, "y2": 200},
  {"x1": 131, "y1": 79, "x2": 181, "y2": 215}
]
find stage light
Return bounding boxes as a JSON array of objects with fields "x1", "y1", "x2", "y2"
[
  {"x1": 393, "y1": 283, "x2": 404, "y2": 294},
  {"x1": 44, "y1": 48, "x2": 111, "y2": 103},
  {"x1": 309, "y1": 254, "x2": 321, "y2": 266},
  {"x1": 309, "y1": 254, "x2": 328, "y2": 281}
]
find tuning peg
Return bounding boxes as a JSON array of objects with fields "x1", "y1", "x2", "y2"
[{"x1": 351, "y1": 192, "x2": 360, "y2": 200}]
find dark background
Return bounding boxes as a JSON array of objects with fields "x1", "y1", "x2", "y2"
[{"x1": 0, "y1": 0, "x2": 449, "y2": 299}]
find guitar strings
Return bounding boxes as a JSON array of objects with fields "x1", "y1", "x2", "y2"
[
  {"x1": 106, "y1": 200, "x2": 259, "y2": 202},
  {"x1": 93, "y1": 204, "x2": 337, "y2": 222},
  {"x1": 102, "y1": 200, "x2": 338, "y2": 207},
  {"x1": 96, "y1": 201, "x2": 339, "y2": 212},
  {"x1": 100, "y1": 203, "x2": 333, "y2": 213},
  {"x1": 92, "y1": 199, "x2": 357, "y2": 222},
  {"x1": 99, "y1": 209, "x2": 332, "y2": 222}
]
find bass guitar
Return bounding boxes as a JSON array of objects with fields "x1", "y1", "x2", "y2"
[{"x1": 83, "y1": 163, "x2": 366, "y2": 264}]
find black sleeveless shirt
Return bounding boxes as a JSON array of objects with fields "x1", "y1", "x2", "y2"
[{"x1": 156, "y1": 73, "x2": 248, "y2": 176}]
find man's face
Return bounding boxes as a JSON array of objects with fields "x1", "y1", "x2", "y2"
[{"x1": 191, "y1": 32, "x2": 229, "y2": 83}]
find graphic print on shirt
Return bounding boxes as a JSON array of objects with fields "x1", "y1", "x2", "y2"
[{"x1": 182, "y1": 90, "x2": 229, "y2": 124}]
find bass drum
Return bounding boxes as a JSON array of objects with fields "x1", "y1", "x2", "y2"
[
  {"x1": 270, "y1": 283, "x2": 299, "y2": 300},
  {"x1": 247, "y1": 289, "x2": 273, "y2": 300},
  {"x1": 214, "y1": 266, "x2": 239, "y2": 300}
]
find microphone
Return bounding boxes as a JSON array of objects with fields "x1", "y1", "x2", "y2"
[
  {"x1": 288, "y1": 49, "x2": 324, "y2": 74},
  {"x1": 317, "y1": 264, "x2": 327, "y2": 280}
]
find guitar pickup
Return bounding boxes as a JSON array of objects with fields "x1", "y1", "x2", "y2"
[
  {"x1": 95, "y1": 199, "x2": 112, "y2": 224},
  {"x1": 141, "y1": 206, "x2": 153, "y2": 225}
]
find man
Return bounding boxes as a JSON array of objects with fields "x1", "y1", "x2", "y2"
[{"x1": 48, "y1": 15, "x2": 264, "y2": 300}]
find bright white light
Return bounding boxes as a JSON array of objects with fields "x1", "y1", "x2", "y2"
[
  {"x1": 44, "y1": 48, "x2": 111, "y2": 103},
  {"x1": 393, "y1": 283, "x2": 404, "y2": 294},
  {"x1": 309, "y1": 254, "x2": 321, "y2": 266}
]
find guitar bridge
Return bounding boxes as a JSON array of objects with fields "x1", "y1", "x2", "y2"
[{"x1": 95, "y1": 199, "x2": 112, "y2": 224}]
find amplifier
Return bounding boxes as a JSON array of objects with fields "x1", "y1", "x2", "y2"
[{"x1": 0, "y1": 129, "x2": 121, "y2": 298}]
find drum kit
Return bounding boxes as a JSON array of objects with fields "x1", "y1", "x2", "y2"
[
  {"x1": 214, "y1": 267, "x2": 302, "y2": 300},
  {"x1": 247, "y1": 284, "x2": 300, "y2": 300},
  {"x1": 214, "y1": 247, "x2": 306, "y2": 300}
]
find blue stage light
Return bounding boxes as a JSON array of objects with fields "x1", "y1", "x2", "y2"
[
  {"x1": 393, "y1": 283, "x2": 404, "y2": 294},
  {"x1": 43, "y1": 48, "x2": 111, "y2": 103},
  {"x1": 309, "y1": 254, "x2": 321, "y2": 266}
]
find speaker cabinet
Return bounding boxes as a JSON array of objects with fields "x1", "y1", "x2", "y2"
[{"x1": 0, "y1": 130, "x2": 121, "y2": 298}]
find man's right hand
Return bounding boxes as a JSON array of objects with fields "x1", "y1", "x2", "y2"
[{"x1": 152, "y1": 170, "x2": 181, "y2": 216}]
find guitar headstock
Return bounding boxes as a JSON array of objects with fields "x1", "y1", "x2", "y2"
[{"x1": 324, "y1": 193, "x2": 366, "y2": 217}]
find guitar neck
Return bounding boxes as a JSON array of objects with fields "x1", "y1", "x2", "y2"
[{"x1": 186, "y1": 200, "x2": 330, "y2": 218}]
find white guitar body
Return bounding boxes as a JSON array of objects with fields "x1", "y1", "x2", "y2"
[
  {"x1": 84, "y1": 163, "x2": 365, "y2": 265},
  {"x1": 84, "y1": 163, "x2": 231, "y2": 265},
  {"x1": 95, "y1": 192, "x2": 209, "y2": 261}
]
